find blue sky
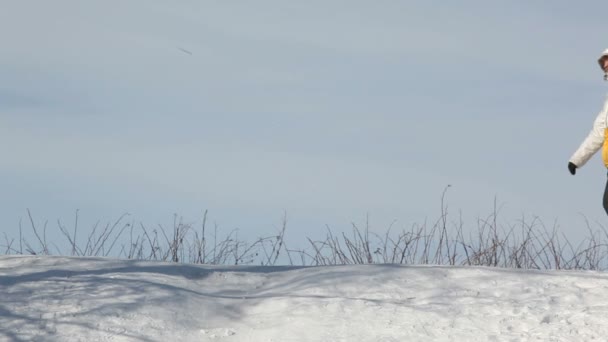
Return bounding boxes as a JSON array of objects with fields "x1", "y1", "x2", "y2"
[{"x1": 2, "y1": 1, "x2": 608, "y2": 250}]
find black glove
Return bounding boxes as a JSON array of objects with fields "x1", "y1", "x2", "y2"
[{"x1": 568, "y1": 162, "x2": 577, "y2": 175}]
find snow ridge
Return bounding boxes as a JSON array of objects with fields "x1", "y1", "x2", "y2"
[{"x1": 1, "y1": 256, "x2": 607, "y2": 341}]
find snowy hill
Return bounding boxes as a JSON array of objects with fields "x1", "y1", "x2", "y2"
[{"x1": 1, "y1": 256, "x2": 607, "y2": 341}]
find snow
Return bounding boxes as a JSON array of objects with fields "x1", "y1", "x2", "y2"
[{"x1": 1, "y1": 256, "x2": 607, "y2": 341}]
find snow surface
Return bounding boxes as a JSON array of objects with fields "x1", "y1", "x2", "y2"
[{"x1": 1, "y1": 256, "x2": 607, "y2": 341}]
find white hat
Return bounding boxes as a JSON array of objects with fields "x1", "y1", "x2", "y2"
[{"x1": 598, "y1": 49, "x2": 608, "y2": 70}]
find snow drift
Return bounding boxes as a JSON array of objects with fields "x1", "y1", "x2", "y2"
[{"x1": 1, "y1": 256, "x2": 607, "y2": 341}]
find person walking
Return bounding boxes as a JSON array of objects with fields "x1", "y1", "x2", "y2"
[{"x1": 569, "y1": 49, "x2": 608, "y2": 215}]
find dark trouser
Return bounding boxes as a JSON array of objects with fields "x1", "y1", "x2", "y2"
[{"x1": 604, "y1": 176, "x2": 608, "y2": 215}]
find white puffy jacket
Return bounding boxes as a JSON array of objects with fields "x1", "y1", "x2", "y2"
[{"x1": 570, "y1": 96, "x2": 608, "y2": 168}]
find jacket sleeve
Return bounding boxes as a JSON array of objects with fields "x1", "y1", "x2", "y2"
[{"x1": 569, "y1": 99, "x2": 608, "y2": 168}]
